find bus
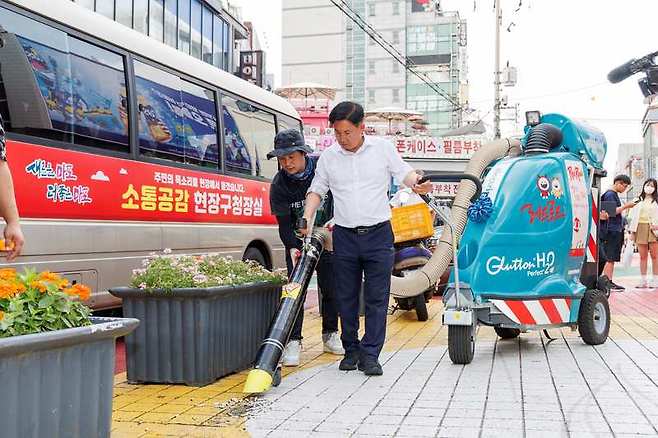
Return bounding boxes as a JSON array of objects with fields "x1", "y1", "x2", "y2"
[{"x1": 0, "y1": 0, "x2": 299, "y2": 310}]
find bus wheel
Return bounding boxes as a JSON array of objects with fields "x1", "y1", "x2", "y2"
[{"x1": 243, "y1": 247, "x2": 267, "y2": 268}]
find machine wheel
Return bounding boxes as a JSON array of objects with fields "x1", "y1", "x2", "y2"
[
  {"x1": 243, "y1": 247, "x2": 267, "y2": 268},
  {"x1": 414, "y1": 294, "x2": 429, "y2": 321},
  {"x1": 448, "y1": 324, "x2": 476, "y2": 364},
  {"x1": 578, "y1": 290, "x2": 610, "y2": 345},
  {"x1": 494, "y1": 327, "x2": 521, "y2": 339},
  {"x1": 272, "y1": 367, "x2": 282, "y2": 387}
]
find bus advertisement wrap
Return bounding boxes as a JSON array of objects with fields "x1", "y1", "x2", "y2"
[
  {"x1": 18, "y1": 35, "x2": 130, "y2": 146},
  {"x1": 136, "y1": 75, "x2": 219, "y2": 165},
  {"x1": 9, "y1": 141, "x2": 275, "y2": 224}
]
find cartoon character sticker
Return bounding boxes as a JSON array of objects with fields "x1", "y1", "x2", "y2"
[
  {"x1": 551, "y1": 177, "x2": 563, "y2": 199},
  {"x1": 537, "y1": 176, "x2": 550, "y2": 199}
]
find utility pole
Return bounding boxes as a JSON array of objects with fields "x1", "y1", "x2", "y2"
[{"x1": 493, "y1": 0, "x2": 502, "y2": 139}]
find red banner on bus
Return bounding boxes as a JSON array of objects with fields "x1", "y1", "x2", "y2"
[{"x1": 8, "y1": 141, "x2": 276, "y2": 225}]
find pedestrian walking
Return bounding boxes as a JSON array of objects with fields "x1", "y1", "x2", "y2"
[
  {"x1": 627, "y1": 178, "x2": 658, "y2": 288},
  {"x1": 600, "y1": 174, "x2": 636, "y2": 291},
  {"x1": 267, "y1": 129, "x2": 343, "y2": 367},
  {"x1": 301, "y1": 101, "x2": 432, "y2": 376}
]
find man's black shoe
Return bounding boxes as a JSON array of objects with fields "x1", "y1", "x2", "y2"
[
  {"x1": 339, "y1": 352, "x2": 359, "y2": 371},
  {"x1": 611, "y1": 282, "x2": 625, "y2": 291},
  {"x1": 358, "y1": 359, "x2": 383, "y2": 376}
]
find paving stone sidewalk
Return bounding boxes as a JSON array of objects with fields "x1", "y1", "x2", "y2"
[{"x1": 112, "y1": 275, "x2": 658, "y2": 438}]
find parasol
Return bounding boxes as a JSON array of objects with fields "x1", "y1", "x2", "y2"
[
  {"x1": 365, "y1": 107, "x2": 424, "y2": 134},
  {"x1": 274, "y1": 82, "x2": 337, "y2": 108}
]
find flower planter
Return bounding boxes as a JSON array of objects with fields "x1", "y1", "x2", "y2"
[
  {"x1": 110, "y1": 282, "x2": 281, "y2": 386},
  {"x1": 0, "y1": 316, "x2": 139, "y2": 438}
]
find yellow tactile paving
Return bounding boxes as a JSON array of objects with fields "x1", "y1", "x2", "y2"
[
  {"x1": 110, "y1": 298, "x2": 428, "y2": 437},
  {"x1": 112, "y1": 282, "x2": 658, "y2": 437}
]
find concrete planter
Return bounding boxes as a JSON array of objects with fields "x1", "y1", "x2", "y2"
[
  {"x1": 110, "y1": 282, "x2": 280, "y2": 386},
  {"x1": 0, "y1": 317, "x2": 139, "y2": 438}
]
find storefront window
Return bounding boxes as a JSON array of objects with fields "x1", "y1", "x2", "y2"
[
  {"x1": 133, "y1": 0, "x2": 148, "y2": 34},
  {"x1": 164, "y1": 0, "x2": 178, "y2": 47},
  {"x1": 178, "y1": 0, "x2": 191, "y2": 54},
  {"x1": 201, "y1": 6, "x2": 213, "y2": 64},
  {"x1": 149, "y1": 0, "x2": 165, "y2": 42},
  {"x1": 116, "y1": 0, "x2": 133, "y2": 28},
  {"x1": 212, "y1": 15, "x2": 223, "y2": 68},
  {"x1": 95, "y1": 1, "x2": 114, "y2": 20},
  {"x1": 190, "y1": 0, "x2": 202, "y2": 59}
]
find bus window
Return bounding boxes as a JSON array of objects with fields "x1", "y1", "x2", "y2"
[
  {"x1": 221, "y1": 95, "x2": 277, "y2": 179},
  {"x1": 276, "y1": 113, "x2": 303, "y2": 133},
  {"x1": 68, "y1": 38, "x2": 130, "y2": 151},
  {"x1": 0, "y1": 6, "x2": 129, "y2": 152},
  {"x1": 134, "y1": 60, "x2": 218, "y2": 169}
]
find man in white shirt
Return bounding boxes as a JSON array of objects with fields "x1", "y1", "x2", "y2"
[{"x1": 301, "y1": 102, "x2": 432, "y2": 376}]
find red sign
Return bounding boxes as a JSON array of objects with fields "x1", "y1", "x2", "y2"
[
  {"x1": 393, "y1": 135, "x2": 484, "y2": 159},
  {"x1": 9, "y1": 141, "x2": 276, "y2": 224},
  {"x1": 520, "y1": 200, "x2": 566, "y2": 224}
]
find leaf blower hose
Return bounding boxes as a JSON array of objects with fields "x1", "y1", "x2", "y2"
[{"x1": 390, "y1": 138, "x2": 522, "y2": 298}]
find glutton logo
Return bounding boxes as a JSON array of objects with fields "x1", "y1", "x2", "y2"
[{"x1": 486, "y1": 251, "x2": 556, "y2": 277}]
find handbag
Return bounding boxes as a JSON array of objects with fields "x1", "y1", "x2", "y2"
[{"x1": 621, "y1": 241, "x2": 634, "y2": 269}]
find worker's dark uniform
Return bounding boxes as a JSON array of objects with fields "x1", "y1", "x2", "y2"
[{"x1": 269, "y1": 156, "x2": 338, "y2": 340}]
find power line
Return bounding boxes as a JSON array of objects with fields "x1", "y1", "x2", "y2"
[
  {"x1": 469, "y1": 82, "x2": 609, "y2": 106},
  {"x1": 329, "y1": 0, "x2": 463, "y2": 114}
]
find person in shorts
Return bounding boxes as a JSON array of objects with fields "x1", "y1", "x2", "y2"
[
  {"x1": 627, "y1": 178, "x2": 658, "y2": 288},
  {"x1": 600, "y1": 174, "x2": 636, "y2": 291}
]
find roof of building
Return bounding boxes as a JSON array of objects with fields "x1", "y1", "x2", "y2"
[{"x1": 440, "y1": 120, "x2": 486, "y2": 137}]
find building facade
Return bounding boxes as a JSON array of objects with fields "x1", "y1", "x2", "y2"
[
  {"x1": 643, "y1": 95, "x2": 658, "y2": 180},
  {"x1": 282, "y1": 0, "x2": 468, "y2": 135},
  {"x1": 615, "y1": 142, "x2": 645, "y2": 201},
  {"x1": 71, "y1": 0, "x2": 246, "y2": 74}
]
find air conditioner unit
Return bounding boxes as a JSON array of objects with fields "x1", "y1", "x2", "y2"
[{"x1": 309, "y1": 126, "x2": 320, "y2": 136}]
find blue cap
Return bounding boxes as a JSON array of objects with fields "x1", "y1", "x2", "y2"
[{"x1": 267, "y1": 129, "x2": 313, "y2": 159}]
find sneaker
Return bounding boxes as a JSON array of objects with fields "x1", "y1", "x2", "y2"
[
  {"x1": 358, "y1": 359, "x2": 383, "y2": 376},
  {"x1": 322, "y1": 332, "x2": 345, "y2": 355},
  {"x1": 281, "y1": 340, "x2": 301, "y2": 367},
  {"x1": 636, "y1": 281, "x2": 649, "y2": 289},
  {"x1": 610, "y1": 282, "x2": 625, "y2": 291},
  {"x1": 338, "y1": 351, "x2": 359, "y2": 371}
]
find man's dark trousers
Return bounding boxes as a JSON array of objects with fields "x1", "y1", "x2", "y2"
[
  {"x1": 289, "y1": 252, "x2": 339, "y2": 340},
  {"x1": 333, "y1": 222, "x2": 395, "y2": 361}
]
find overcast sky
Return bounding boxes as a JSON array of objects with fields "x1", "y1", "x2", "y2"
[{"x1": 234, "y1": 0, "x2": 657, "y2": 179}]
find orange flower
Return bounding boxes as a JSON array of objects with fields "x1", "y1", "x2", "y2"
[
  {"x1": 64, "y1": 284, "x2": 91, "y2": 301},
  {"x1": 39, "y1": 271, "x2": 62, "y2": 282},
  {"x1": 0, "y1": 310, "x2": 4, "y2": 320},
  {"x1": 29, "y1": 280, "x2": 47, "y2": 293},
  {"x1": 0, "y1": 268, "x2": 16, "y2": 281},
  {"x1": 57, "y1": 279, "x2": 69, "y2": 290},
  {"x1": 0, "y1": 282, "x2": 21, "y2": 299}
]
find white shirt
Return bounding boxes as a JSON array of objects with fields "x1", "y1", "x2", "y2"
[{"x1": 309, "y1": 135, "x2": 413, "y2": 228}]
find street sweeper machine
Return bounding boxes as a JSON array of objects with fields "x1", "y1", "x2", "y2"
[{"x1": 244, "y1": 111, "x2": 611, "y2": 393}]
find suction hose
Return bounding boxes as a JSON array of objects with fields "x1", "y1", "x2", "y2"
[{"x1": 390, "y1": 138, "x2": 522, "y2": 298}]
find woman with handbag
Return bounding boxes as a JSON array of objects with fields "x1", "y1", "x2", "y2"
[{"x1": 628, "y1": 178, "x2": 658, "y2": 288}]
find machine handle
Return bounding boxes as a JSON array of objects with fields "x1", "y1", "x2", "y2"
[{"x1": 418, "y1": 173, "x2": 483, "y2": 203}]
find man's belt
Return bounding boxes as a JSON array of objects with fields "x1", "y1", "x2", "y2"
[{"x1": 339, "y1": 221, "x2": 389, "y2": 235}]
